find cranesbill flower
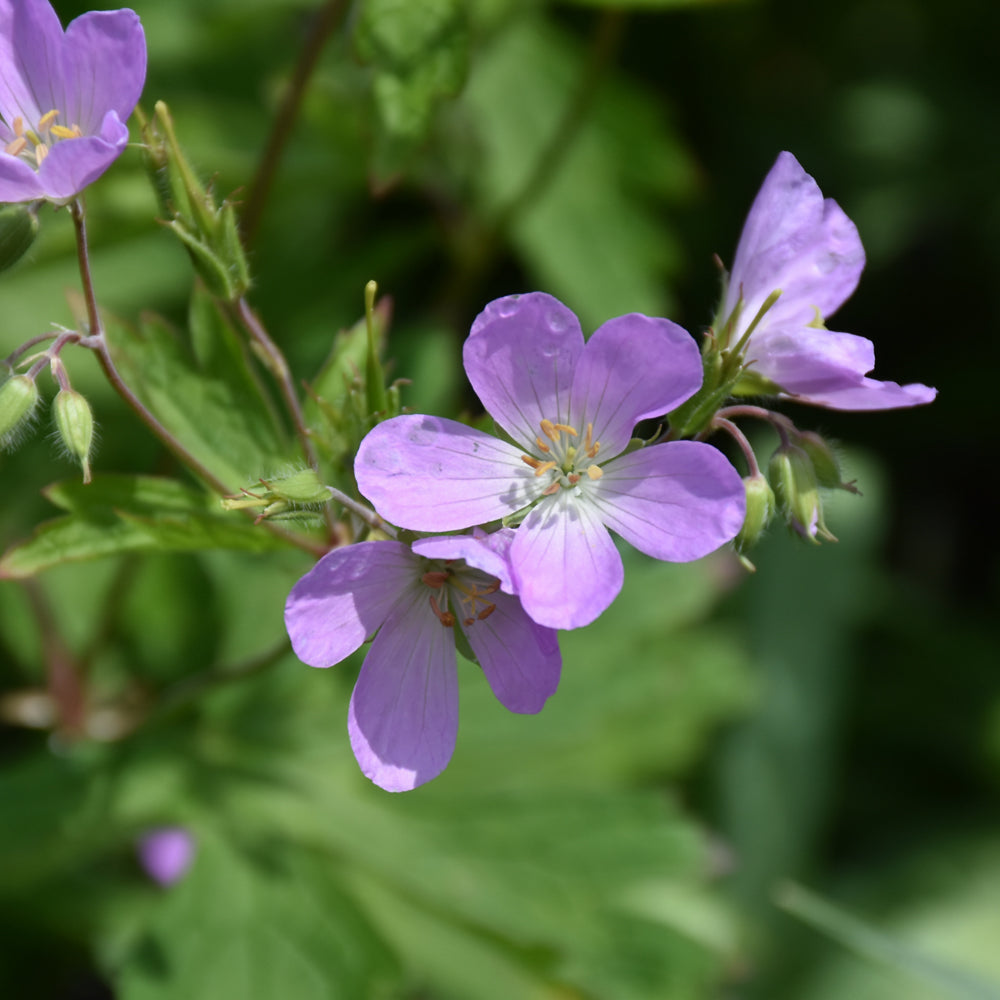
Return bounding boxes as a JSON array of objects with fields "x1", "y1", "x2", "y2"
[
  {"x1": 0, "y1": 0, "x2": 146, "y2": 204},
  {"x1": 722, "y1": 151, "x2": 936, "y2": 410},
  {"x1": 284, "y1": 530, "x2": 561, "y2": 792},
  {"x1": 356, "y1": 293, "x2": 746, "y2": 630}
]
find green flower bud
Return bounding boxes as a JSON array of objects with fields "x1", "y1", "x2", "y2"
[
  {"x1": 53, "y1": 389, "x2": 95, "y2": 483},
  {"x1": 142, "y1": 101, "x2": 251, "y2": 301},
  {"x1": 768, "y1": 443, "x2": 835, "y2": 544},
  {"x1": 221, "y1": 469, "x2": 332, "y2": 523},
  {"x1": 735, "y1": 472, "x2": 775, "y2": 558},
  {"x1": 796, "y1": 430, "x2": 858, "y2": 493},
  {"x1": 0, "y1": 204, "x2": 39, "y2": 274},
  {"x1": 0, "y1": 374, "x2": 40, "y2": 450}
]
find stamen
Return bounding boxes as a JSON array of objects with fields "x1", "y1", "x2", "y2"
[
  {"x1": 12, "y1": 117, "x2": 23, "y2": 137},
  {"x1": 552, "y1": 422, "x2": 578, "y2": 437},
  {"x1": 463, "y1": 617, "x2": 475, "y2": 627},
  {"x1": 541, "y1": 481, "x2": 560, "y2": 495},
  {"x1": 429, "y1": 595, "x2": 455, "y2": 628},
  {"x1": 37, "y1": 109, "x2": 59, "y2": 130},
  {"x1": 34, "y1": 142, "x2": 48, "y2": 165},
  {"x1": 50, "y1": 124, "x2": 77, "y2": 140},
  {"x1": 539, "y1": 419, "x2": 560, "y2": 443},
  {"x1": 586, "y1": 464, "x2": 603, "y2": 480},
  {"x1": 584, "y1": 424, "x2": 600, "y2": 458},
  {"x1": 532, "y1": 460, "x2": 557, "y2": 478},
  {"x1": 535, "y1": 436, "x2": 551, "y2": 453},
  {"x1": 4, "y1": 137, "x2": 26, "y2": 157},
  {"x1": 477, "y1": 605, "x2": 496, "y2": 621},
  {"x1": 587, "y1": 440, "x2": 601, "y2": 459},
  {"x1": 479, "y1": 580, "x2": 501, "y2": 595},
  {"x1": 421, "y1": 570, "x2": 449, "y2": 588},
  {"x1": 567, "y1": 473, "x2": 580, "y2": 485},
  {"x1": 521, "y1": 454, "x2": 544, "y2": 470}
]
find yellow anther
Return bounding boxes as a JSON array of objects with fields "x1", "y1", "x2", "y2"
[
  {"x1": 553, "y1": 422, "x2": 578, "y2": 437},
  {"x1": 50, "y1": 124, "x2": 77, "y2": 139},
  {"x1": 12, "y1": 117, "x2": 23, "y2": 137},
  {"x1": 463, "y1": 617, "x2": 475, "y2": 626},
  {"x1": 586, "y1": 464, "x2": 603, "y2": 480},
  {"x1": 533, "y1": 460, "x2": 557, "y2": 478},
  {"x1": 34, "y1": 142, "x2": 48, "y2": 164},
  {"x1": 25, "y1": 129, "x2": 41, "y2": 146},
  {"x1": 37, "y1": 110, "x2": 60, "y2": 130},
  {"x1": 521, "y1": 454, "x2": 544, "y2": 470},
  {"x1": 477, "y1": 604, "x2": 496, "y2": 621},
  {"x1": 541, "y1": 481, "x2": 560, "y2": 496},
  {"x1": 480, "y1": 580, "x2": 501, "y2": 596},
  {"x1": 4, "y1": 137, "x2": 26, "y2": 157},
  {"x1": 587, "y1": 441, "x2": 601, "y2": 458},
  {"x1": 535, "y1": 436, "x2": 551, "y2": 453},
  {"x1": 539, "y1": 418, "x2": 560, "y2": 443},
  {"x1": 584, "y1": 422, "x2": 593, "y2": 450}
]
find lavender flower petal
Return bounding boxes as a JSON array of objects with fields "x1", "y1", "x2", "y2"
[
  {"x1": 356, "y1": 414, "x2": 537, "y2": 531},
  {"x1": 285, "y1": 540, "x2": 416, "y2": 668},
  {"x1": 348, "y1": 588, "x2": 458, "y2": 792},
  {"x1": 460, "y1": 591, "x2": 561, "y2": 713},
  {"x1": 413, "y1": 529, "x2": 515, "y2": 594},
  {"x1": 591, "y1": 442, "x2": 747, "y2": 562},
  {"x1": 62, "y1": 9, "x2": 147, "y2": 130},
  {"x1": 726, "y1": 151, "x2": 865, "y2": 327},
  {"x1": 0, "y1": 1, "x2": 145, "y2": 203},
  {"x1": 782, "y1": 375, "x2": 937, "y2": 411},
  {"x1": 463, "y1": 292, "x2": 584, "y2": 449},
  {"x1": 567, "y1": 313, "x2": 703, "y2": 459},
  {"x1": 511, "y1": 490, "x2": 624, "y2": 630}
]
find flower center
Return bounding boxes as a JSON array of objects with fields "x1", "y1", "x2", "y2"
[
  {"x1": 421, "y1": 560, "x2": 501, "y2": 628},
  {"x1": 3, "y1": 110, "x2": 84, "y2": 169},
  {"x1": 520, "y1": 418, "x2": 603, "y2": 495}
]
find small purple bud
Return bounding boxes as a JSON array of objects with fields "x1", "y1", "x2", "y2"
[{"x1": 137, "y1": 827, "x2": 195, "y2": 886}]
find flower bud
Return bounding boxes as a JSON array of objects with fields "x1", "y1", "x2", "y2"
[
  {"x1": 768, "y1": 443, "x2": 835, "y2": 543},
  {"x1": 221, "y1": 469, "x2": 332, "y2": 523},
  {"x1": 53, "y1": 388, "x2": 95, "y2": 483},
  {"x1": 796, "y1": 430, "x2": 858, "y2": 493},
  {"x1": 0, "y1": 204, "x2": 39, "y2": 274},
  {"x1": 734, "y1": 472, "x2": 775, "y2": 557},
  {"x1": 137, "y1": 827, "x2": 196, "y2": 886},
  {"x1": 0, "y1": 374, "x2": 40, "y2": 449}
]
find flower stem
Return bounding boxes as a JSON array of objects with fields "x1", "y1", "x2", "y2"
[
  {"x1": 69, "y1": 200, "x2": 326, "y2": 557},
  {"x1": 709, "y1": 416, "x2": 761, "y2": 477},
  {"x1": 715, "y1": 403, "x2": 797, "y2": 446},
  {"x1": 241, "y1": 0, "x2": 351, "y2": 246},
  {"x1": 70, "y1": 199, "x2": 230, "y2": 493}
]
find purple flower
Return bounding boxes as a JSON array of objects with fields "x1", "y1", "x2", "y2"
[
  {"x1": 723, "y1": 151, "x2": 936, "y2": 410},
  {"x1": 356, "y1": 293, "x2": 747, "y2": 630},
  {"x1": 137, "y1": 827, "x2": 195, "y2": 887},
  {"x1": 284, "y1": 530, "x2": 561, "y2": 792},
  {"x1": 0, "y1": 0, "x2": 146, "y2": 204}
]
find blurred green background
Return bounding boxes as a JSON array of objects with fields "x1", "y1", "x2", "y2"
[{"x1": 2, "y1": 0, "x2": 998, "y2": 997}]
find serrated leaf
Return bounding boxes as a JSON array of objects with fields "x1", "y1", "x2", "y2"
[
  {"x1": 115, "y1": 832, "x2": 398, "y2": 1000},
  {"x1": 0, "y1": 475, "x2": 291, "y2": 578},
  {"x1": 462, "y1": 15, "x2": 697, "y2": 330},
  {"x1": 104, "y1": 291, "x2": 291, "y2": 492},
  {"x1": 355, "y1": 0, "x2": 469, "y2": 179}
]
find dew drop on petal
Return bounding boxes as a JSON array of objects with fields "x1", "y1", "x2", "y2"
[
  {"x1": 495, "y1": 296, "x2": 521, "y2": 318},
  {"x1": 546, "y1": 310, "x2": 569, "y2": 333}
]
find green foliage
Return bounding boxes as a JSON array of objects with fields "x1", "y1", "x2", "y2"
[
  {"x1": 0, "y1": 475, "x2": 289, "y2": 578},
  {"x1": 104, "y1": 287, "x2": 292, "y2": 492}
]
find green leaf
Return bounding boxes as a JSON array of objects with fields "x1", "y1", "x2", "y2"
[
  {"x1": 563, "y1": 0, "x2": 744, "y2": 7},
  {"x1": 354, "y1": 0, "x2": 470, "y2": 180},
  {"x1": 104, "y1": 289, "x2": 291, "y2": 492},
  {"x1": 0, "y1": 475, "x2": 291, "y2": 578},
  {"x1": 115, "y1": 832, "x2": 399, "y2": 1000},
  {"x1": 461, "y1": 15, "x2": 697, "y2": 330}
]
